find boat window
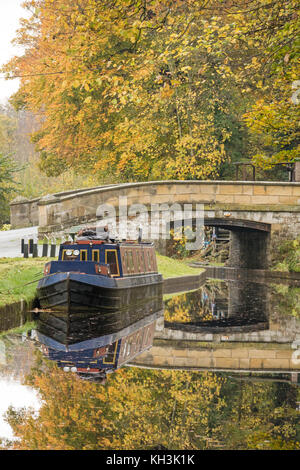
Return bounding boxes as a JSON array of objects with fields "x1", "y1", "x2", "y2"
[
  {"x1": 80, "y1": 250, "x2": 88, "y2": 261},
  {"x1": 146, "y1": 250, "x2": 152, "y2": 271},
  {"x1": 152, "y1": 250, "x2": 156, "y2": 270},
  {"x1": 139, "y1": 250, "x2": 146, "y2": 273},
  {"x1": 132, "y1": 249, "x2": 139, "y2": 273},
  {"x1": 105, "y1": 249, "x2": 120, "y2": 276},
  {"x1": 62, "y1": 249, "x2": 80, "y2": 261},
  {"x1": 103, "y1": 342, "x2": 118, "y2": 364},
  {"x1": 127, "y1": 251, "x2": 135, "y2": 273},
  {"x1": 136, "y1": 249, "x2": 141, "y2": 273},
  {"x1": 149, "y1": 248, "x2": 157, "y2": 271},
  {"x1": 92, "y1": 250, "x2": 99, "y2": 262},
  {"x1": 122, "y1": 250, "x2": 128, "y2": 274}
]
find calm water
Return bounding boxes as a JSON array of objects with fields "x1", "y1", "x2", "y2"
[{"x1": 0, "y1": 276, "x2": 299, "y2": 450}]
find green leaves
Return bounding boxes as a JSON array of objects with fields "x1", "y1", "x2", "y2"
[
  {"x1": 2, "y1": 0, "x2": 298, "y2": 180},
  {"x1": 0, "y1": 153, "x2": 20, "y2": 198}
]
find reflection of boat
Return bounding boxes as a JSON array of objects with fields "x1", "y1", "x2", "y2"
[
  {"x1": 36, "y1": 228, "x2": 163, "y2": 314},
  {"x1": 35, "y1": 310, "x2": 162, "y2": 381}
]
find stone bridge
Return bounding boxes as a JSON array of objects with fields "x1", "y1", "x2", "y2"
[{"x1": 10, "y1": 180, "x2": 300, "y2": 269}]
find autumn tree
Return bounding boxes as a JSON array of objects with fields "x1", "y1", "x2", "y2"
[
  {"x1": 234, "y1": 0, "x2": 300, "y2": 169},
  {"x1": 3, "y1": 0, "x2": 256, "y2": 181},
  {"x1": 3, "y1": 0, "x2": 298, "y2": 181},
  {"x1": 4, "y1": 354, "x2": 227, "y2": 450},
  {"x1": 3, "y1": 353, "x2": 300, "y2": 450}
]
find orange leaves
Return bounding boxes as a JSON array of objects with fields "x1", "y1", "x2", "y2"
[
  {"x1": 1, "y1": 0, "x2": 229, "y2": 180},
  {"x1": 5, "y1": 0, "x2": 296, "y2": 181}
]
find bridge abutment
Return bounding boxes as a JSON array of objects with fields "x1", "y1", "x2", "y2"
[{"x1": 228, "y1": 230, "x2": 270, "y2": 269}]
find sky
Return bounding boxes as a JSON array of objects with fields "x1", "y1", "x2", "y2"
[{"x1": 0, "y1": 0, "x2": 29, "y2": 104}]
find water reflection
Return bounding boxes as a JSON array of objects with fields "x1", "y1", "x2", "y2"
[
  {"x1": 0, "y1": 334, "x2": 40, "y2": 441},
  {"x1": 34, "y1": 310, "x2": 163, "y2": 382},
  {"x1": 133, "y1": 279, "x2": 300, "y2": 374},
  {"x1": 164, "y1": 280, "x2": 269, "y2": 333},
  {"x1": 0, "y1": 275, "x2": 299, "y2": 449}
]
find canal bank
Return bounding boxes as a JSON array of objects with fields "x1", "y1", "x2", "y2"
[
  {"x1": 1, "y1": 258, "x2": 300, "y2": 450},
  {"x1": 0, "y1": 254, "x2": 206, "y2": 333},
  {"x1": 1, "y1": 252, "x2": 300, "y2": 335},
  {"x1": 190, "y1": 264, "x2": 300, "y2": 285}
]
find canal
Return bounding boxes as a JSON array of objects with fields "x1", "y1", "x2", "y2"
[{"x1": 0, "y1": 273, "x2": 299, "y2": 450}]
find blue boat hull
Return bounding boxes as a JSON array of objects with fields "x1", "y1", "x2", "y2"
[{"x1": 36, "y1": 271, "x2": 163, "y2": 314}]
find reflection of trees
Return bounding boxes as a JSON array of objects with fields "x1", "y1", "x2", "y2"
[
  {"x1": 2, "y1": 355, "x2": 299, "y2": 450},
  {"x1": 164, "y1": 282, "x2": 227, "y2": 324},
  {"x1": 3, "y1": 355, "x2": 227, "y2": 450},
  {"x1": 271, "y1": 285, "x2": 300, "y2": 318},
  {"x1": 219, "y1": 375, "x2": 300, "y2": 450},
  {"x1": 0, "y1": 334, "x2": 36, "y2": 382}
]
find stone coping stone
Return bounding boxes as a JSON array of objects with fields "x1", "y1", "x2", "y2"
[
  {"x1": 13, "y1": 180, "x2": 300, "y2": 205},
  {"x1": 10, "y1": 196, "x2": 40, "y2": 206},
  {"x1": 127, "y1": 364, "x2": 300, "y2": 373},
  {"x1": 201, "y1": 265, "x2": 300, "y2": 282}
]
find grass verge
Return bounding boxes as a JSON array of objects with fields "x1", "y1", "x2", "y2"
[
  {"x1": 0, "y1": 321, "x2": 36, "y2": 337},
  {"x1": 0, "y1": 257, "x2": 52, "y2": 307},
  {"x1": 156, "y1": 253, "x2": 204, "y2": 278},
  {"x1": 0, "y1": 253, "x2": 204, "y2": 308}
]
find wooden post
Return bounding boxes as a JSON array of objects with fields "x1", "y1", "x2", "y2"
[
  {"x1": 42, "y1": 242, "x2": 48, "y2": 257},
  {"x1": 33, "y1": 240, "x2": 38, "y2": 257},
  {"x1": 23, "y1": 241, "x2": 28, "y2": 258},
  {"x1": 50, "y1": 241, "x2": 56, "y2": 258},
  {"x1": 28, "y1": 239, "x2": 34, "y2": 255}
]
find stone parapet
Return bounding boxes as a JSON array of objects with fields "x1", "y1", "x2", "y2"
[
  {"x1": 8, "y1": 181, "x2": 300, "y2": 230},
  {"x1": 9, "y1": 196, "x2": 40, "y2": 229}
]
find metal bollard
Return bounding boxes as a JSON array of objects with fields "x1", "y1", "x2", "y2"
[{"x1": 21, "y1": 239, "x2": 24, "y2": 254}]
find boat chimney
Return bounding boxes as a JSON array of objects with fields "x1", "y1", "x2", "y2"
[{"x1": 138, "y1": 227, "x2": 142, "y2": 243}]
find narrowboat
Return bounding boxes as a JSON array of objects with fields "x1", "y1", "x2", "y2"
[{"x1": 36, "y1": 229, "x2": 163, "y2": 317}]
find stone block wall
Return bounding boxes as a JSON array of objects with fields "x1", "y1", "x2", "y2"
[
  {"x1": 9, "y1": 197, "x2": 40, "y2": 229},
  {"x1": 130, "y1": 311, "x2": 300, "y2": 371},
  {"x1": 9, "y1": 181, "x2": 300, "y2": 268},
  {"x1": 129, "y1": 343, "x2": 300, "y2": 372},
  {"x1": 9, "y1": 181, "x2": 300, "y2": 230}
]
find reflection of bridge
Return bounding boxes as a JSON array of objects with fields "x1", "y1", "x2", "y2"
[
  {"x1": 10, "y1": 180, "x2": 300, "y2": 269},
  {"x1": 144, "y1": 272, "x2": 300, "y2": 373},
  {"x1": 128, "y1": 324, "x2": 300, "y2": 373},
  {"x1": 129, "y1": 340, "x2": 300, "y2": 373}
]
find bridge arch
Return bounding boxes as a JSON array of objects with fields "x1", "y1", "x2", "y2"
[
  {"x1": 162, "y1": 215, "x2": 271, "y2": 269},
  {"x1": 202, "y1": 217, "x2": 271, "y2": 269}
]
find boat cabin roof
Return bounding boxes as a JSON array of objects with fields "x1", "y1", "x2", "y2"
[{"x1": 58, "y1": 240, "x2": 158, "y2": 276}]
